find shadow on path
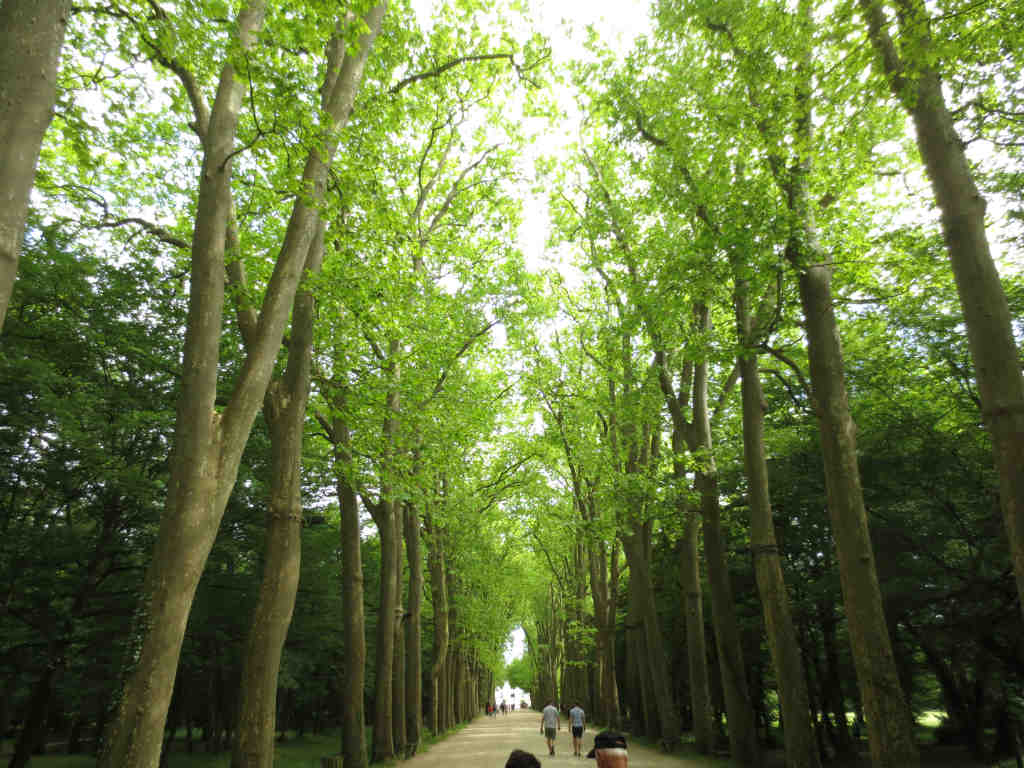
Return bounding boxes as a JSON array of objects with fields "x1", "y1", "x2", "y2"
[{"x1": 397, "y1": 710, "x2": 722, "y2": 768}]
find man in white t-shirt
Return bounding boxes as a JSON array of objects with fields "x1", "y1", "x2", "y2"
[
  {"x1": 540, "y1": 700, "x2": 560, "y2": 756},
  {"x1": 568, "y1": 702, "x2": 586, "y2": 757}
]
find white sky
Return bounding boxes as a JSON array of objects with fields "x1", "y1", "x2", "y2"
[
  {"x1": 504, "y1": 624, "x2": 526, "y2": 662},
  {"x1": 516, "y1": 0, "x2": 653, "y2": 275},
  {"x1": 411, "y1": 0, "x2": 653, "y2": 279}
]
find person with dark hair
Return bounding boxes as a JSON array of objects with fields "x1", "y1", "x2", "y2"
[
  {"x1": 506, "y1": 748, "x2": 542, "y2": 768},
  {"x1": 585, "y1": 730, "x2": 628, "y2": 767},
  {"x1": 568, "y1": 701, "x2": 586, "y2": 756},
  {"x1": 540, "y1": 700, "x2": 560, "y2": 756}
]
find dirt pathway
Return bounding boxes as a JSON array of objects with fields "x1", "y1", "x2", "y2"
[{"x1": 398, "y1": 710, "x2": 725, "y2": 768}]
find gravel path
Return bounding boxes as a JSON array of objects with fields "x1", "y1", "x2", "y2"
[{"x1": 398, "y1": 710, "x2": 726, "y2": 768}]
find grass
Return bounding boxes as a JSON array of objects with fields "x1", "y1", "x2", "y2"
[
  {"x1": 0, "y1": 731, "x2": 345, "y2": 768},
  {"x1": 0, "y1": 724, "x2": 478, "y2": 768}
]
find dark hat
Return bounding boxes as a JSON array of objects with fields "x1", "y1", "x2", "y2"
[{"x1": 585, "y1": 730, "x2": 628, "y2": 758}]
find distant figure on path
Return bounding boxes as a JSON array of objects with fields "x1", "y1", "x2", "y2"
[
  {"x1": 540, "y1": 700, "x2": 560, "y2": 756},
  {"x1": 568, "y1": 701, "x2": 586, "y2": 757},
  {"x1": 506, "y1": 748, "x2": 542, "y2": 768},
  {"x1": 585, "y1": 730, "x2": 628, "y2": 767}
]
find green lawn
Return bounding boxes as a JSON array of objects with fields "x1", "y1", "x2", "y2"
[
  {"x1": 0, "y1": 731, "x2": 345, "y2": 768},
  {"x1": 0, "y1": 724, "x2": 476, "y2": 768}
]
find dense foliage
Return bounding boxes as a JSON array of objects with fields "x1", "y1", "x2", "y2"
[{"x1": 0, "y1": 0, "x2": 1022, "y2": 767}]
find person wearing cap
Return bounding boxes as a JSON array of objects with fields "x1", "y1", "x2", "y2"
[
  {"x1": 540, "y1": 699, "x2": 560, "y2": 756},
  {"x1": 585, "y1": 730, "x2": 628, "y2": 767},
  {"x1": 505, "y1": 748, "x2": 542, "y2": 768}
]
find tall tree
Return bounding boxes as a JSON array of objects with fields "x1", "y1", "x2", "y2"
[
  {"x1": 99, "y1": 5, "x2": 387, "y2": 766},
  {"x1": 228, "y1": 13, "x2": 370, "y2": 760},
  {"x1": 652, "y1": 0, "x2": 921, "y2": 761},
  {"x1": 0, "y1": 0, "x2": 71, "y2": 332},
  {"x1": 856, "y1": 0, "x2": 1024, "y2": 621},
  {"x1": 625, "y1": 102, "x2": 820, "y2": 764}
]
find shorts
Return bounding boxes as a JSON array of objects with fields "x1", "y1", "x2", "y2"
[
  {"x1": 572, "y1": 726, "x2": 583, "y2": 738},
  {"x1": 545, "y1": 727, "x2": 557, "y2": 740}
]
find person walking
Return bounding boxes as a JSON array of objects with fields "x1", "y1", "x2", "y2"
[
  {"x1": 585, "y1": 730, "x2": 628, "y2": 767},
  {"x1": 568, "y1": 701, "x2": 586, "y2": 757},
  {"x1": 540, "y1": 700, "x2": 560, "y2": 756}
]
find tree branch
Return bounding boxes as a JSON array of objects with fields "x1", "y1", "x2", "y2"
[{"x1": 389, "y1": 53, "x2": 517, "y2": 95}]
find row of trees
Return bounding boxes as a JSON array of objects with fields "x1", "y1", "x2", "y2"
[
  {"x1": 511, "y1": 1, "x2": 1023, "y2": 768},
  {"x1": 1, "y1": 1, "x2": 1022, "y2": 768},
  {"x1": 2, "y1": 1, "x2": 552, "y2": 768}
]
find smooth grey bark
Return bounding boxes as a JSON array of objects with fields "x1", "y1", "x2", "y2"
[
  {"x1": 99, "y1": 6, "x2": 386, "y2": 767},
  {"x1": 859, "y1": 0, "x2": 1024, "y2": 623},
  {"x1": 0, "y1": 0, "x2": 70, "y2": 332}
]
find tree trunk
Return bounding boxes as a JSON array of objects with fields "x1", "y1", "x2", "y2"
[
  {"x1": 369, "y1": 337, "x2": 402, "y2": 762},
  {"x1": 776, "y1": 8, "x2": 918, "y2": 762},
  {"x1": 425, "y1": 506, "x2": 449, "y2": 736},
  {"x1": 689, "y1": 305, "x2": 761, "y2": 767},
  {"x1": 392, "y1": 604, "x2": 407, "y2": 755},
  {"x1": 622, "y1": 522, "x2": 679, "y2": 744},
  {"x1": 0, "y1": 0, "x2": 70, "y2": 332},
  {"x1": 334, "y1": 408, "x2": 368, "y2": 768},
  {"x1": 370, "y1": 498, "x2": 399, "y2": 761},
  {"x1": 453, "y1": 652, "x2": 465, "y2": 723},
  {"x1": 445, "y1": 645, "x2": 456, "y2": 730},
  {"x1": 230, "y1": 220, "x2": 322, "y2": 768},
  {"x1": 98, "y1": 6, "x2": 386, "y2": 767},
  {"x1": 652, "y1": 343, "x2": 714, "y2": 754},
  {"x1": 0, "y1": 673, "x2": 14, "y2": 753},
  {"x1": 859, "y1": 0, "x2": 1024, "y2": 625},
  {"x1": 9, "y1": 663, "x2": 59, "y2": 768},
  {"x1": 588, "y1": 536, "x2": 621, "y2": 729},
  {"x1": 794, "y1": 261, "x2": 918, "y2": 767},
  {"x1": 819, "y1": 599, "x2": 852, "y2": 753},
  {"x1": 404, "y1": 501, "x2": 423, "y2": 752},
  {"x1": 679, "y1": 506, "x2": 713, "y2": 754},
  {"x1": 734, "y1": 279, "x2": 820, "y2": 768}
]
